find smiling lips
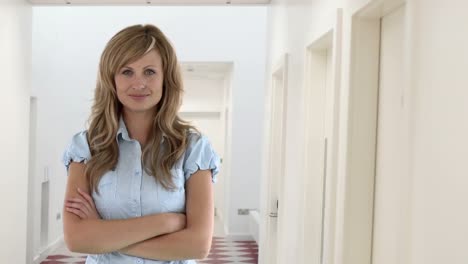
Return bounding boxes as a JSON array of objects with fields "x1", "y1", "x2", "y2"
[{"x1": 129, "y1": 94, "x2": 149, "y2": 101}]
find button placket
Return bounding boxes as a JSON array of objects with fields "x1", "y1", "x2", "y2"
[
  {"x1": 129, "y1": 166, "x2": 137, "y2": 217},
  {"x1": 133, "y1": 167, "x2": 142, "y2": 217},
  {"x1": 132, "y1": 142, "x2": 142, "y2": 218},
  {"x1": 132, "y1": 137, "x2": 143, "y2": 247}
]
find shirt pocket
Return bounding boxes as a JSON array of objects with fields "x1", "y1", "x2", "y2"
[
  {"x1": 93, "y1": 170, "x2": 117, "y2": 219},
  {"x1": 158, "y1": 168, "x2": 186, "y2": 213}
]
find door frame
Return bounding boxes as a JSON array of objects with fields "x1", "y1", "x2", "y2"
[
  {"x1": 337, "y1": 1, "x2": 409, "y2": 264},
  {"x1": 301, "y1": 8, "x2": 343, "y2": 264},
  {"x1": 27, "y1": 96, "x2": 37, "y2": 264},
  {"x1": 259, "y1": 53, "x2": 289, "y2": 264}
]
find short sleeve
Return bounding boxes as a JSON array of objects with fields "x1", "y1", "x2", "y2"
[
  {"x1": 61, "y1": 130, "x2": 91, "y2": 174},
  {"x1": 183, "y1": 132, "x2": 221, "y2": 184}
]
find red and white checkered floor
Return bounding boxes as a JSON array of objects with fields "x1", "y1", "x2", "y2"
[
  {"x1": 41, "y1": 236, "x2": 258, "y2": 264},
  {"x1": 198, "y1": 236, "x2": 258, "y2": 264}
]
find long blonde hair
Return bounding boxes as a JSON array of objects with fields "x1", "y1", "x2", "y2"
[{"x1": 85, "y1": 24, "x2": 199, "y2": 194}]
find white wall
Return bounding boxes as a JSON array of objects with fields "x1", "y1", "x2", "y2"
[
  {"x1": 181, "y1": 78, "x2": 224, "y2": 112},
  {"x1": 264, "y1": 0, "x2": 468, "y2": 264},
  {"x1": 32, "y1": 5, "x2": 267, "y2": 253},
  {"x1": 0, "y1": 0, "x2": 32, "y2": 263},
  {"x1": 408, "y1": 1, "x2": 468, "y2": 263},
  {"x1": 263, "y1": 1, "x2": 343, "y2": 263}
]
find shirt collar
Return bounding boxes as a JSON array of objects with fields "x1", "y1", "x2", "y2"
[
  {"x1": 116, "y1": 115, "x2": 166, "y2": 143},
  {"x1": 116, "y1": 115, "x2": 131, "y2": 142}
]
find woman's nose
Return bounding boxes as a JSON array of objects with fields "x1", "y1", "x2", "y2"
[{"x1": 132, "y1": 76, "x2": 147, "y2": 90}]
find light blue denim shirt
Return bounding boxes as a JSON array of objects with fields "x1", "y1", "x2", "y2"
[{"x1": 62, "y1": 116, "x2": 220, "y2": 264}]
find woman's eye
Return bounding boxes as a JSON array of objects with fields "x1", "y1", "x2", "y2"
[
  {"x1": 145, "y1": 69, "x2": 156, "y2": 75},
  {"x1": 121, "y1": 69, "x2": 154, "y2": 76}
]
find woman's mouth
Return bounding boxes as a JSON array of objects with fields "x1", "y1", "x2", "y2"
[{"x1": 129, "y1": 94, "x2": 149, "y2": 101}]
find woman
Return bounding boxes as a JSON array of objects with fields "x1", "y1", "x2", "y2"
[{"x1": 62, "y1": 24, "x2": 220, "y2": 264}]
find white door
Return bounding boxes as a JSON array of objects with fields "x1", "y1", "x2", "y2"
[
  {"x1": 303, "y1": 46, "x2": 333, "y2": 264},
  {"x1": 265, "y1": 55, "x2": 288, "y2": 264},
  {"x1": 372, "y1": 5, "x2": 406, "y2": 264}
]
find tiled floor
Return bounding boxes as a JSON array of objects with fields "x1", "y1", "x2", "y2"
[
  {"x1": 41, "y1": 236, "x2": 258, "y2": 264},
  {"x1": 198, "y1": 236, "x2": 258, "y2": 264},
  {"x1": 41, "y1": 217, "x2": 258, "y2": 264}
]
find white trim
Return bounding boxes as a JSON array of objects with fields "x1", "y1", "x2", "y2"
[
  {"x1": 336, "y1": 1, "x2": 407, "y2": 264},
  {"x1": 259, "y1": 53, "x2": 289, "y2": 264},
  {"x1": 301, "y1": 8, "x2": 343, "y2": 264},
  {"x1": 33, "y1": 236, "x2": 64, "y2": 264}
]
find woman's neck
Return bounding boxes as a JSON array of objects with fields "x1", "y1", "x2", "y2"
[{"x1": 122, "y1": 110, "x2": 154, "y2": 147}]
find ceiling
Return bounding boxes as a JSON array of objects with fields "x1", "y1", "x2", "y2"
[{"x1": 29, "y1": 0, "x2": 269, "y2": 5}]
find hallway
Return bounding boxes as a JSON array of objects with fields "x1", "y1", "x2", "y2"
[{"x1": 2, "y1": 0, "x2": 468, "y2": 264}]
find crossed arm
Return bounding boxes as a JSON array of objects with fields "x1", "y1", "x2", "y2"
[{"x1": 63, "y1": 162, "x2": 214, "y2": 260}]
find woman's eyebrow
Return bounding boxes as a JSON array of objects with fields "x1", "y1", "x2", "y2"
[{"x1": 122, "y1": 65, "x2": 157, "y2": 69}]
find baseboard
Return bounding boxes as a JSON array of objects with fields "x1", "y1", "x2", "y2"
[
  {"x1": 33, "y1": 236, "x2": 64, "y2": 264},
  {"x1": 215, "y1": 209, "x2": 231, "y2": 237},
  {"x1": 214, "y1": 214, "x2": 254, "y2": 241},
  {"x1": 226, "y1": 233, "x2": 255, "y2": 241}
]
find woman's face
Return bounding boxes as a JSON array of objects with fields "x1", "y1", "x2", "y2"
[{"x1": 114, "y1": 49, "x2": 164, "y2": 116}]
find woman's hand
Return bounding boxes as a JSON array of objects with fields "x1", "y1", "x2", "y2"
[{"x1": 65, "y1": 188, "x2": 102, "y2": 220}]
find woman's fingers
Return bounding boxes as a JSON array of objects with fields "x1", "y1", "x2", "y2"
[
  {"x1": 66, "y1": 198, "x2": 90, "y2": 215},
  {"x1": 65, "y1": 207, "x2": 86, "y2": 219},
  {"x1": 65, "y1": 189, "x2": 101, "y2": 220},
  {"x1": 76, "y1": 197, "x2": 92, "y2": 213},
  {"x1": 77, "y1": 188, "x2": 96, "y2": 209}
]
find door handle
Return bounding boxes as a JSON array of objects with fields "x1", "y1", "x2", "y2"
[{"x1": 269, "y1": 199, "x2": 279, "y2": 217}]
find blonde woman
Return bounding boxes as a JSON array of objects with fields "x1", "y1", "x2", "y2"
[{"x1": 62, "y1": 24, "x2": 220, "y2": 264}]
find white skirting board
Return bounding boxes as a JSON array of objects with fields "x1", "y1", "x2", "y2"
[
  {"x1": 248, "y1": 209, "x2": 260, "y2": 244},
  {"x1": 33, "y1": 236, "x2": 64, "y2": 264}
]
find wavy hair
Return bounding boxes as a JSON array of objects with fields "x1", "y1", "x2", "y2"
[{"x1": 85, "y1": 24, "x2": 199, "y2": 195}]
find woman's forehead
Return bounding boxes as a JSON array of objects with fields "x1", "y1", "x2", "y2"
[{"x1": 123, "y1": 50, "x2": 162, "y2": 68}]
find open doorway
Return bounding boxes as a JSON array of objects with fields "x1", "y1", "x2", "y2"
[{"x1": 180, "y1": 62, "x2": 233, "y2": 237}]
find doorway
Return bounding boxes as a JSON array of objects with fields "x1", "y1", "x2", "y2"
[
  {"x1": 372, "y1": 5, "x2": 408, "y2": 264},
  {"x1": 302, "y1": 10, "x2": 342, "y2": 263},
  {"x1": 343, "y1": 1, "x2": 409, "y2": 263},
  {"x1": 179, "y1": 62, "x2": 232, "y2": 236},
  {"x1": 261, "y1": 54, "x2": 289, "y2": 264}
]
